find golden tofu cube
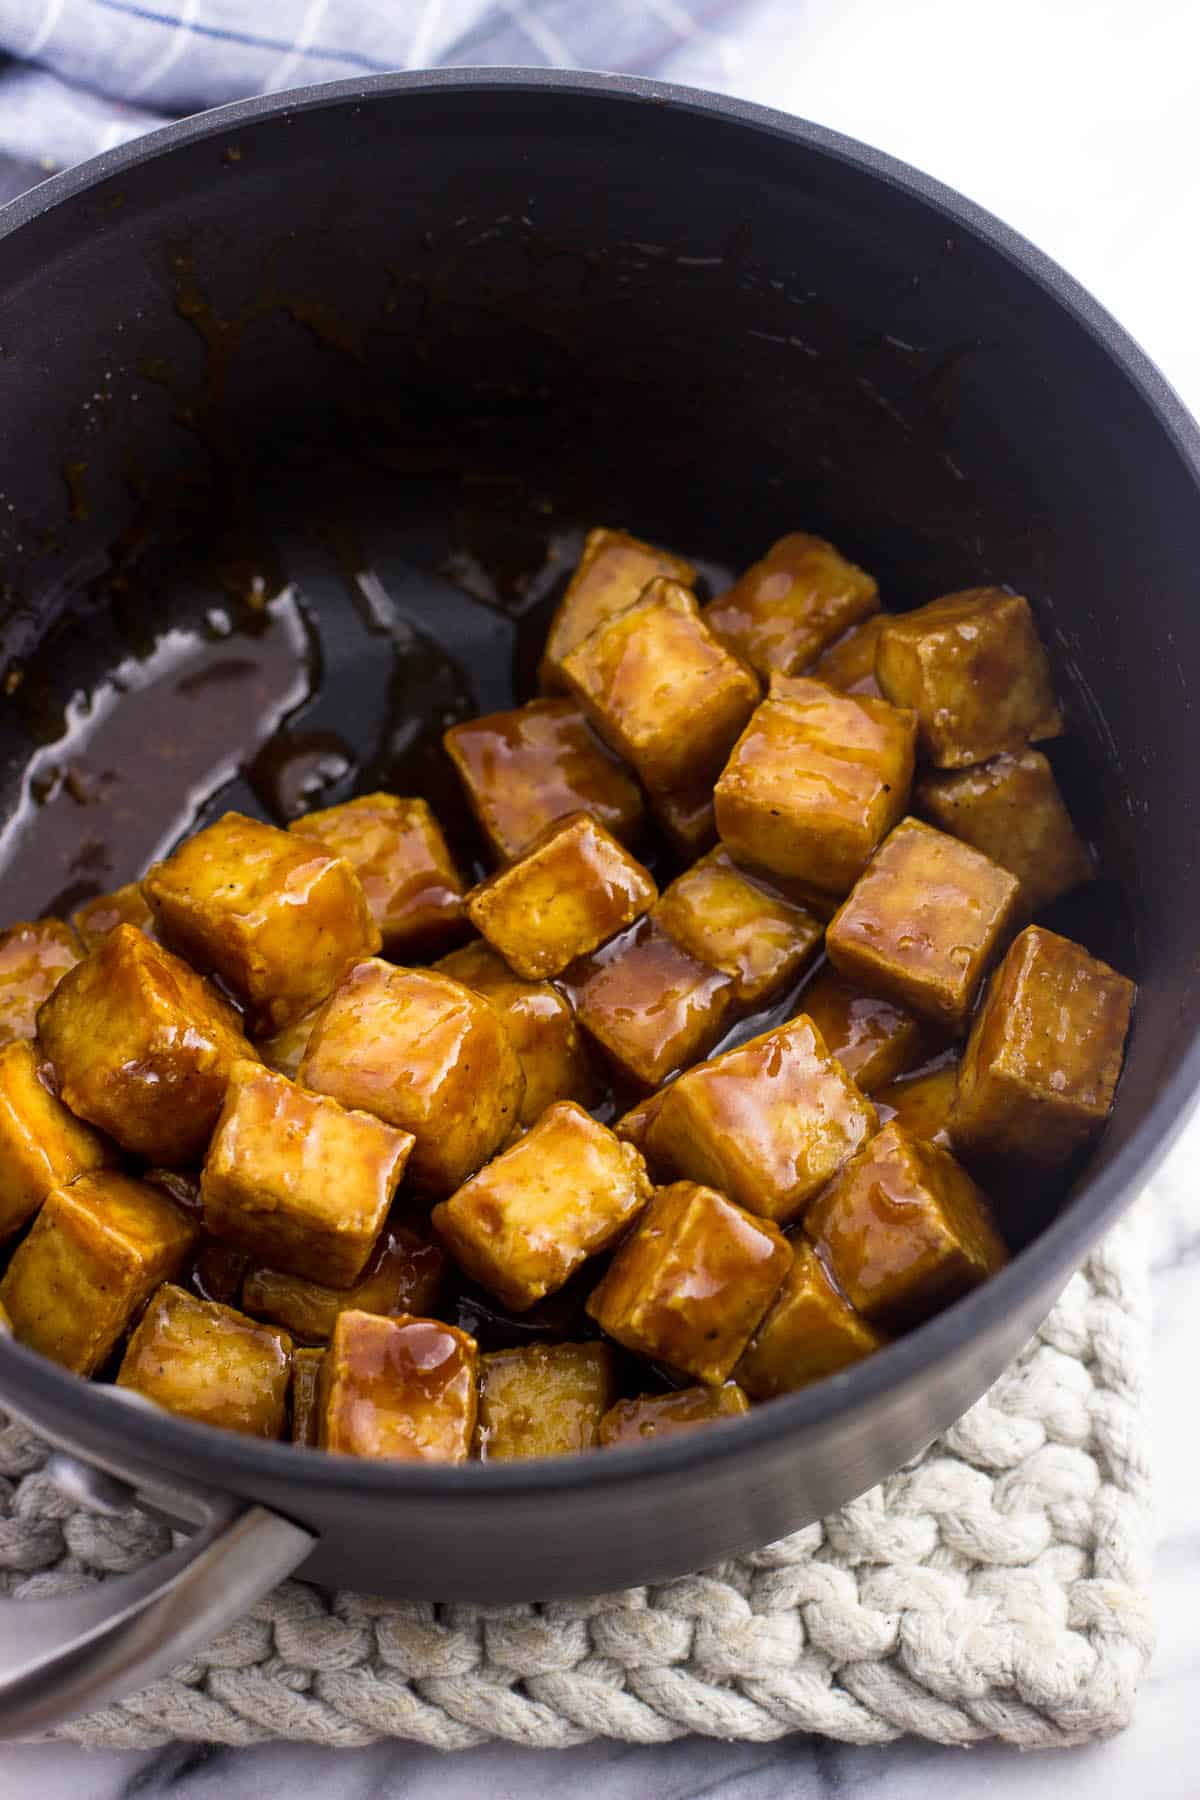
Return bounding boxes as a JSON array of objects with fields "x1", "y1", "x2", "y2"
[
  {"x1": 614, "y1": 1090, "x2": 668, "y2": 1159},
  {"x1": 706, "y1": 532, "x2": 879, "y2": 680},
  {"x1": 587, "y1": 1181, "x2": 792, "y2": 1384},
  {"x1": 319, "y1": 1310, "x2": 478, "y2": 1462},
  {"x1": 37, "y1": 925, "x2": 259, "y2": 1165},
  {"x1": 562, "y1": 579, "x2": 759, "y2": 802},
  {"x1": 916, "y1": 750, "x2": 1094, "y2": 912},
  {"x1": 572, "y1": 920, "x2": 737, "y2": 1090},
  {"x1": 539, "y1": 527, "x2": 696, "y2": 692},
  {"x1": 0, "y1": 918, "x2": 80, "y2": 1047},
  {"x1": 242, "y1": 1221, "x2": 446, "y2": 1342},
  {"x1": 807, "y1": 1122, "x2": 1008, "y2": 1330},
  {"x1": 950, "y1": 925, "x2": 1136, "y2": 1172},
  {"x1": 299, "y1": 961, "x2": 525, "y2": 1195},
  {"x1": 289, "y1": 793, "x2": 465, "y2": 957},
  {"x1": 0, "y1": 1040, "x2": 114, "y2": 1241},
  {"x1": 465, "y1": 812, "x2": 657, "y2": 981},
  {"x1": 812, "y1": 612, "x2": 889, "y2": 696},
  {"x1": 436, "y1": 940, "x2": 594, "y2": 1125},
  {"x1": 117, "y1": 1284, "x2": 292, "y2": 1438},
  {"x1": 654, "y1": 846, "x2": 823, "y2": 1006},
  {"x1": 0, "y1": 1173, "x2": 196, "y2": 1375},
  {"x1": 826, "y1": 818, "x2": 1022, "y2": 1032},
  {"x1": 433, "y1": 1100, "x2": 652, "y2": 1311},
  {"x1": 876, "y1": 589, "x2": 1063, "y2": 769},
  {"x1": 477, "y1": 1341, "x2": 616, "y2": 1459},
  {"x1": 798, "y1": 964, "x2": 924, "y2": 1092},
  {"x1": 291, "y1": 1345, "x2": 325, "y2": 1446},
  {"x1": 256, "y1": 1004, "x2": 321, "y2": 1081},
  {"x1": 875, "y1": 1058, "x2": 959, "y2": 1148},
  {"x1": 645, "y1": 1015, "x2": 878, "y2": 1224},
  {"x1": 598, "y1": 1382, "x2": 749, "y2": 1446},
  {"x1": 143, "y1": 810, "x2": 380, "y2": 1032},
  {"x1": 71, "y1": 883, "x2": 156, "y2": 950},
  {"x1": 444, "y1": 699, "x2": 646, "y2": 862},
  {"x1": 202, "y1": 1061, "x2": 413, "y2": 1287},
  {"x1": 715, "y1": 676, "x2": 916, "y2": 897},
  {"x1": 734, "y1": 1240, "x2": 884, "y2": 1399},
  {"x1": 650, "y1": 782, "x2": 717, "y2": 859}
]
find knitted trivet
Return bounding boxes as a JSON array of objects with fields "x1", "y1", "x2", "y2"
[{"x1": 0, "y1": 1208, "x2": 1153, "y2": 1752}]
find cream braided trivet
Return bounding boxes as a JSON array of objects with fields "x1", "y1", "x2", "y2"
[{"x1": 0, "y1": 1208, "x2": 1153, "y2": 1752}]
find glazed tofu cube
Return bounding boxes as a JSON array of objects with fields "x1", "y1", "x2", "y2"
[
  {"x1": 71, "y1": 883, "x2": 156, "y2": 950},
  {"x1": 477, "y1": 1341, "x2": 616, "y2": 1459},
  {"x1": 318, "y1": 1310, "x2": 478, "y2": 1462},
  {"x1": 0, "y1": 1173, "x2": 196, "y2": 1375},
  {"x1": 812, "y1": 612, "x2": 889, "y2": 697},
  {"x1": 614, "y1": 1090, "x2": 668, "y2": 1158},
  {"x1": 256, "y1": 1004, "x2": 322, "y2": 1082},
  {"x1": 202, "y1": 1061, "x2": 412, "y2": 1287},
  {"x1": 587, "y1": 1181, "x2": 792, "y2": 1384},
  {"x1": 714, "y1": 676, "x2": 916, "y2": 897},
  {"x1": 37, "y1": 926, "x2": 258, "y2": 1165},
  {"x1": 241, "y1": 1222, "x2": 446, "y2": 1342},
  {"x1": 0, "y1": 1040, "x2": 114, "y2": 1241},
  {"x1": 650, "y1": 783, "x2": 717, "y2": 859},
  {"x1": 654, "y1": 847, "x2": 823, "y2": 1006},
  {"x1": 539, "y1": 527, "x2": 696, "y2": 692},
  {"x1": 143, "y1": 810, "x2": 380, "y2": 1032},
  {"x1": 598, "y1": 1382, "x2": 749, "y2": 1447},
  {"x1": 949, "y1": 926, "x2": 1135, "y2": 1172},
  {"x1": 734, "y1": 1241, "x2": 884, "y2": 1399},
  {"x1": 436, "y1": 940, "x2": 594, "y2": 1124},
  {"x1": 0, "y1": 919, "x2": 80, "y2": 1047},
  {"x1": 432, "y1": 1101, "x2": 652, "y2": 1311},
  {"x1": 444, "y1": 699, "x2": 646, "y2": 862},
  {"x1": 299, "y1": 961, "x2": 525, "y2": 1194},
  {"x1": 289, "y1": 793, "x2": 465, "y2": 957},
  {"x1": 706, "y1": 532, "x2": 879, "y2": 680},
  {"x1": 875, "y1": 1058, "x2": 959, "y2": 1148},
  {"x1": 117, "y1": 1284, "x2": 292, "y2": 1438},
  {"x1": 572, "y1": 921, "x2": 737, "y2": 1090},
  {"x1": 876, "y1": 589, "x2": 1063, "y2": 769},
  {"x1": 825, "y1": 818, "x2": 1022, "y2": 1032},
  {"x1": 645, "y1": 1016, "x2": 878, "y2": 1224},
  {"x1": 465, "y1": 812, "x2": 656, "y2": 981},
  {"x1": 561, "y1": 579, "x2": 759, "y2": 801},
  {"x1": 291, "y1": 1346, "x2": 325, "y2": 1446},
  {"x1": 798, "y1": 964, "x2": 924, "y2": 1093},
  {"x1": 916, "y1": 750, "x2": 1094, "y2": 912}
]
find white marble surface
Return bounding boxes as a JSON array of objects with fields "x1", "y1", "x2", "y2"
[{"x1": 3, "y1": 2, "x2": 1200, "y2": 1791}]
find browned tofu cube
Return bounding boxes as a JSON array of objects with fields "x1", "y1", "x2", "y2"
[
  {"x1": 289, "y1": 793, "x2": 465, "y2": 956},
  {"x1": 562, "y1": 579, "x2": 759, "y2": 803},
  {"x1": 812, "y1": 612, "x2": 889, "y2": 696},
  {"x1": 706, "y1": 532, "x2": 879, "y2": 680},
  {"x1": 71, "y1": 883, "x2": 156, "y2": 950},
  {"x1": 477, "y1": 1341, "x2": 616, "y2": 1460},
  {"x1": 572, "y1": 921, "x2": 737, "y2": 1090},
  {"x1": 806, "y1": 1122, "x2": 1008, "y2": 1330},
  {"x1": 291, "y1": 1345, "x2": 325, "y2": 1446},
  {"x1": 539, "y1": 527, "x2": 696, "y2": 692},
  {"x1": 875, "y1": 1058, "x2": 959, "y2": 1147},
  {"x1": 0, "y1": 919, "x2": 80, "y2": 1047},
  {"x1": 826, "y1": 818, "x2": 1022, "y2": 1032},
  {"x1": 876, "y1": 589, "x2": 1063, "y2": 769},
  {"x1": 202, "y1": 1061, "x2": 412, "y2": 1287},
  {"x1": 256, "y1": 1004, "x2": 321, "y2": 1082},
  {"x1": 436, "y1": 939, "x2": 595, "y2": 1125},
  {"x1": 598, "y1": 1382, "x2": 749, "y2": 1446},
  {"x1": 465, "y1": 812, "x2": 656, "y2": 981},
  {"x1": 950, "y1": 925, "x2": 1135, "y2": 1172},
  {"x1": 645, "y1": 1015, "x2": 878, "y2": 1224},
  {"x1": 242, "y1": 1221, "x2": 446, "y2": 1342},
  {"x1": 432, "y1": 1101, "x2": 652, "y2": 1311},
  {"x1": 715, "y1": 676, "x2": 916, "y2": 897},
  {"x1": 587, "y1": 1181, "x2": 792, "y2": 1384},
  {"x1": 299, "y1": 961, "x2": 525, "y2": 1195},
  {"x1": 734, "y1": 1240, "x2": 884, "y2": 1399},
  {"x1": 916, "y1": 750, "x2": 1094, "y2": 912},
  {"x1": 798, "y1": 964, "x2": 924, "y2": 1093},
  {"x1": 654, "y1": 847, "x2": 824, "y2": 1006},
  {"x1": 37, "y1": 926, "x2": 258, "y2": 1165},
  {"x1": 0, "y1": 1040, "x2": 114, "y2": 1241},
  {"x1": 143, "y1": 811, "x2": 380, "y2": 1032},
  {"x1": 444, "y1": 699, "x2": 646, "y2": 862},
  {"x1": 117, "y1": 1284, "x2": 292, "y2": 1438},
  {"x1": 0, "y1": 1173, "x2": 196, "y2": 1375},
  {"x1": 650, "y1": 783, "x2": 717, "y2": 859},
  {"x1": 318, "y1": 1310, "x2": 478, "y2": 1462}
]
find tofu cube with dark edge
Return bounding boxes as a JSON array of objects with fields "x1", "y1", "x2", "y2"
[
  {"x1": 706, "y1": 532, "x2": 879, "y2": 680},
  {"x1": 477, "y1": 1342, "x2": 616, "y2": 1459},
  {"x1": 241, "y1": 1223, "x2": 446, "y2": 1342},
  {"x1": 572, "y1": 920, "x2": 737, "y2": 1090},
  {"x1": 734, "y1": 1240, "x2": 884, "y2": 1399},
  {"x1": 118, "y1": 1284, "x2": 292, "y2": 1438},
  {"x1": 539, "y1": 526, "x2": 696, "y2": 692},
  {"x1": 436, "y1": 939, "x2": 594, "y2": 1124},
  {"x1": 598, "y1": 1383, "x2": 749, "y2": 1446},
  {"x1": 916, "y1": 750, "x2": 1094, "y2": 912},
  {"x1": 798, "y1": 964, "x2": 925, "y2": 1093},
  {"x1": 289, "y1": 793, "x2": 465, "y2": 957},
  {"x1": 0, "y1": 1040, "x2": 114, "y2": 1242},
  {"x1": 653, "y1": 846, "x2": 824, "y2": 1006}
]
